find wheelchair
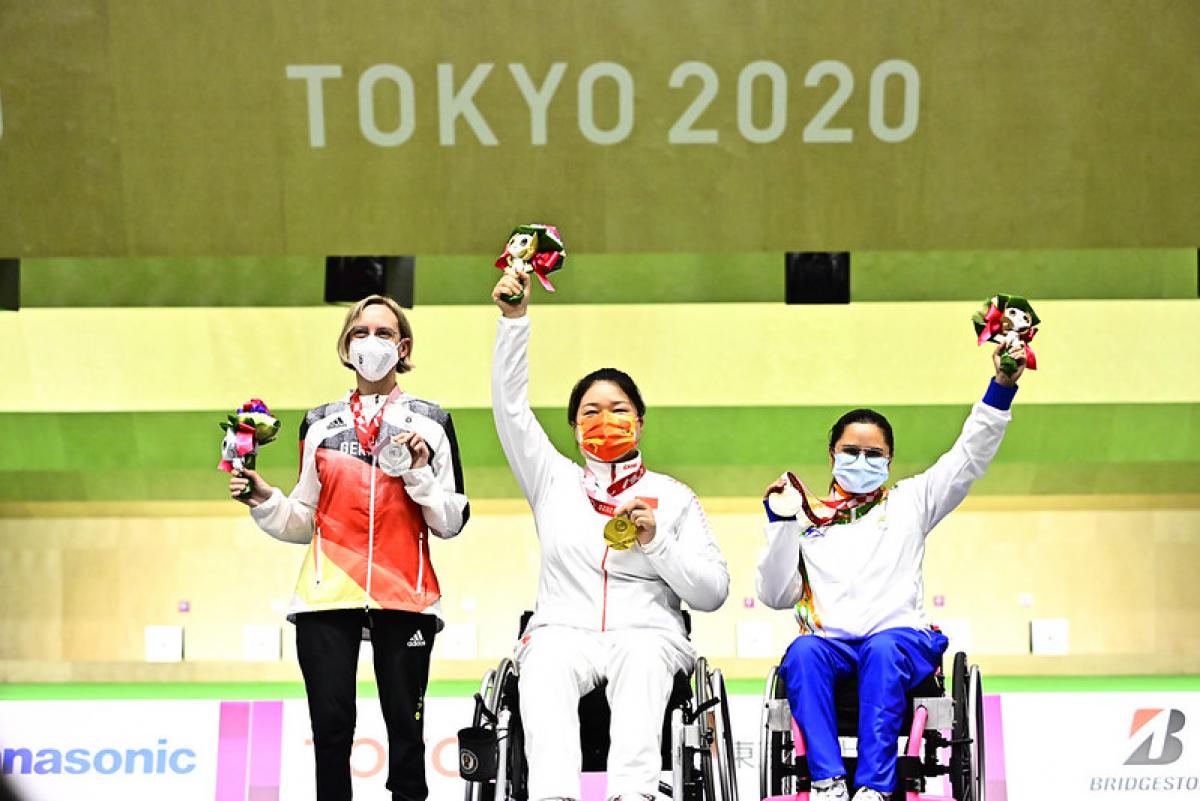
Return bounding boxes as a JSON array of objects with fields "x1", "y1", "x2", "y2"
[
  {"x1": 759, "y1": 650, "x2": 985, "y2": 801},
  {"x1": 458, "y1": 611, "x2": 739, "y2": 801}
]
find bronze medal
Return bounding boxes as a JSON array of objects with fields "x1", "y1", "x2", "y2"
[
  {"x1": 603, "y1": 515, "x2": 637, "y2": 550},
  {"x1": 767, "y1": 485, "x2": 804, "y2": 518}
]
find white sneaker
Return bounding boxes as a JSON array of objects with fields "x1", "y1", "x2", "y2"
[
  {"x1": 812, "y1": 777, "x2": 849, "y2": 801},
  {"x1": 852, "y1": 787, "x2": 889, "y2": 801}
]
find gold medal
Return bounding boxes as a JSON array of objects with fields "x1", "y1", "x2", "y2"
[{"x1": 603, "y1": 515, "x2": 637, "y2": 550}]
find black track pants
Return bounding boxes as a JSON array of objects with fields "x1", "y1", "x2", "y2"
[{"x1": 295, "y1": 609, "x2": 437, "y2": 801}]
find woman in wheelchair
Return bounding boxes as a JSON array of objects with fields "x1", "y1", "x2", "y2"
[
  {"x1": 490, "y1": 269, "x2": 731, "y2": 801},
  {"x1": 756, "y1": 342, "x2": 1027, "y2": 801}
]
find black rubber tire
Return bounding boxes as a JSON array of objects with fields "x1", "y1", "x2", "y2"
[
  {"x1": 950, "y1": 652, "x2": 973, "y2": 801},
  {"x1": 712, "y1": 669, "x2": 738, "y2": 801},
  {"x1": 970, "y1": 665, "x2": 986, "y2": 801}
]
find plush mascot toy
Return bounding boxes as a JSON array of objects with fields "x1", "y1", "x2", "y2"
[
  {"x1": 494, "y1": 223, "x2": 566, "y2": 303},
  {"x1": 973, "y1": 293, "x2": 1040, "y2": 376},
  {"x1": 218, "y1": 398, "x2": 281, "y2": 497}
]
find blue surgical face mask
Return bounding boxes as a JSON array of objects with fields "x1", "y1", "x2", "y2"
[{"x1": 832, "y1": 451, "x2": 890, "y2": 494}]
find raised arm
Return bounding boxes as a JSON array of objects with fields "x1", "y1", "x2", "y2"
[
  {"x1": 491, "y1": 270, "x2": 571, "y2": 506},
  {"x1": 906, "y1": 343, "x2": 1025, "y2": 534},
  {"x1": 638, "y1": 493, "x2": 731, "y2": 612}
]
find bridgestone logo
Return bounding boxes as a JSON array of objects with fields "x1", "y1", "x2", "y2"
[
  {"x1": 1089, "y1": 776, "x2": 1200, "y2": 793},
  {"x1": 1127, "y1": 709, "x2": 1185, "y2": 766},
  {"x1": 1088, "y1": 709, "x2": 1196, "y2": 794}
]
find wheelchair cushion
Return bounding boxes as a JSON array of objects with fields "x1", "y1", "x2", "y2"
[
  {"x1": 517, "y1": 609, "x2": 693, "y2": 638},
  {"x1": 503, "y1": 665, "x2": 693, "y2": 772},
  {"x1": 833, "y1": 669, "x2": 943, "y2": 736},
  {"x1": 580, "y1": 670, "x2": 694, "y2": 772}
]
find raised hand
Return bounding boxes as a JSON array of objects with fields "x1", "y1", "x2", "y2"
[
  {"x1": 993, "y1": 342, "x2": 1027, "y2": 387},
  {"x1": 389, "y1": 431, "x2": 430, "y2": 470},
  {"x1": 492, "y1": 269, "x2": 531, "y2": 319}
]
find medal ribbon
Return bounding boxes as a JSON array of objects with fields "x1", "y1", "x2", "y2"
[
  {"x1": 784, "y1": 471, "x2": 887, "y2": 528},
  {"x1": 349, "y1": 387, "x2": 403, "y2": 455},
  {"x1": 581, "y1": 460, "x2": 646, "y2": 518}
]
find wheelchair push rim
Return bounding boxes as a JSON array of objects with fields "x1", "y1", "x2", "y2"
[
  {"x1": 968, "y1": 664, "x2": 986, "y2": 801},
  {"x1": 708, "y1": 666, "x2": 739, "y2": 801},
  {"x1": 759, "y1": 664, "x2": 793, "y2": 800},
  {"x1": 694, "y1": 657, "x2": 718, "y2": 801}
]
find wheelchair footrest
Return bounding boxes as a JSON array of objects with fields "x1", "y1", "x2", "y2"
[{"x1": 778, "y1": 754, "x2": 809, "y2": 779}]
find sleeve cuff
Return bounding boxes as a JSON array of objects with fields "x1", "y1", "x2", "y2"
[
  {"x1": 401, "y1": 464, "x2": 436, "y2": 488},
  {"x1": 763, "y1": 497, "x2": 797, "y2": 523},
  {"x1": 498, "y1": 314, "x2": 530, "y2": 330},
  {"x1": 639, "y1": 529, "x2": 670, "y2": 556},
  {"x1": 249, "y1": 487, "x2": 285, "y2": 521},
  {"x1": 982, "y1": 378, "x2": 1018, "y2": 411}
]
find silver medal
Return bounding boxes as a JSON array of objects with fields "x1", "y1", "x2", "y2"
[{"x1": 377, "y1": 440, "x2": 412, "y2": 477}]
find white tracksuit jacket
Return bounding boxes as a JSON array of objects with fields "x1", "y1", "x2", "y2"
[
  {"x1": 756, "y1": 398, "x2": 1012, "y2": 639},
  {"x1": 492, "y1": 315, "x2": 730, "y2": 800},
  {"x1": 492, "y1": 315, "x2": 730, "y2": 636}
]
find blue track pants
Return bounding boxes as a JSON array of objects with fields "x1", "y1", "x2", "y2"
[{"x1": 778, "y1": 627, "x2": 948, "y2": 793}]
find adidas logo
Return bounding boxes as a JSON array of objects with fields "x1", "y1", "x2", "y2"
[
  {"x1": 327, "y1": 418, "x2": 348, "y2": 431},
  {"x1": 406, "y1": 631, "x2": 427, "y2": 648}
]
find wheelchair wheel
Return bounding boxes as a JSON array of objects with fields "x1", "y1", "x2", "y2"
[
  {"x1": 694, "y1": 658, "x2": 718, "y2": 801},
  {"x1": 759, "y1": 665, "x2": 788, "y2": 800},
  {"x1": 466, "y1": 668, "x2": 500, "y2": 801},
  {"x1": 968, "y1": 665, "x2": 986, "y2": 801},
  {"x1": 949, "y1": 652, "x2": 979, "y2": 801},
  {"x1": 490, "y1": 659, "x2": 525, "y2": 801},
  {"x1": 707, "y1": 667, "x2": 738, "y2": 801}
]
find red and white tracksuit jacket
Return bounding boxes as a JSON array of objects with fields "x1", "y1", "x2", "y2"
[{"x1": 250, "y1": 391, "x2": 469, "y2": 624}]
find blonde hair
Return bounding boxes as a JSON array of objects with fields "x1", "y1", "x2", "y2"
[{"x1": 336, "y1": 295, "x2": 414, "y2": 374}]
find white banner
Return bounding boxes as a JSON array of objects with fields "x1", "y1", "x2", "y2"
[
  {"x1": 1002, "y1": 693, "x2": 1200, "y2": 801},
  {"x1": 2, "y1": 691, "x2": 1196, "y2": 801}
]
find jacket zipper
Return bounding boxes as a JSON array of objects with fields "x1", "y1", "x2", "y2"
[
  {"x1": 600, "y1": 547, "x2": 610, "y2": 631},
  {"x1": 599, "y1": 462, "x2": 617, "y2": 631},
  {"x1": 416, "y1": 533, "x2": 425, "y2": 594},
  {"x1": 314, "y1": 527, "x2": 323, "y2": 586},
  {"x1": 365, "y1": 453, "x2": 377, "y2": 606}
]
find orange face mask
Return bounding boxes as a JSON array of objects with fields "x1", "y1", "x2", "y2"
[{"x1": 577, "y1": 410, "x2": 641, "y2": 462}]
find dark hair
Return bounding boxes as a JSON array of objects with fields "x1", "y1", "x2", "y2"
[
  {"x1": 828, "y1": 408, "x2": 895, "y2": 454},
  {"x1": 567, "y1": 368, "x2": 646, "y2": 424}
]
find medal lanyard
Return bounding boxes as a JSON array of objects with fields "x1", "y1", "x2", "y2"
[
  {"x1": 785, "y1": 471, "x2": 887, "y2": 528},
  {"x1": 349, "y1": 386, "x2": 403, "y2": 455},
  {"x1": 581, "y1": 462, "x2": 645, "y2": 518}
]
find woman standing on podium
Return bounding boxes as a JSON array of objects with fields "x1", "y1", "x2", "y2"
[
  {"x1": 229, "y1": 294, "x2": 469, "y2": 801},
  {"x1": 490, "y1": 268, "x2": 730, "y2": 801}
]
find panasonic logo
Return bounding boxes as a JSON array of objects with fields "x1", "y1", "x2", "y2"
[{"x1": 1, "y1": 738, "x2": 196, "y2": 775}]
